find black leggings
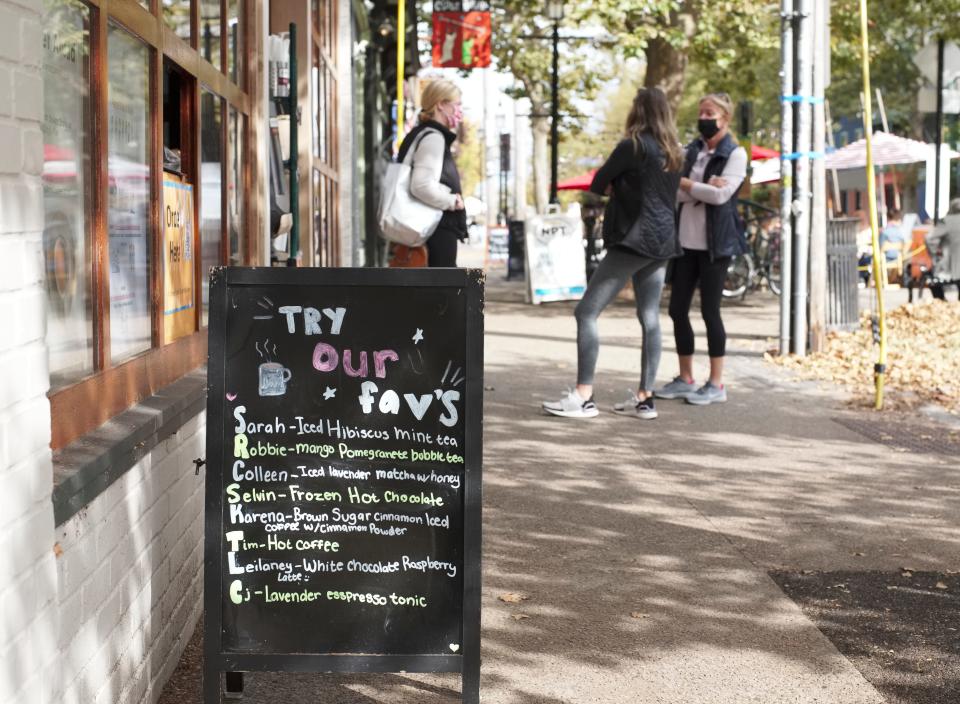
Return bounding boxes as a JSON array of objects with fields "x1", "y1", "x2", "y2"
[{"x1": 668, "y1": 248, "x2": 730, "y2": 358}]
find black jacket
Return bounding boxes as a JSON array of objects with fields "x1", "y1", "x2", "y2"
[
  {"x1": 678, "y1": 134, "x2": 747, "y2": 259},
  {"x1": 397, "y1": 120, "x2": 468, "y2": 241},
  {"x1": 590, "y1": 134, "x2": 682, "y2": 260}
]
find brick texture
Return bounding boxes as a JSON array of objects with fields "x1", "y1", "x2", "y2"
[{"x1": 2, "y1": 1, "x2": 208, "y2": 701}]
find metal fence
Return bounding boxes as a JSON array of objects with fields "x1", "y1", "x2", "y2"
[{"x1": 826, "y1": 217, "x2": 860, "y2": 332}]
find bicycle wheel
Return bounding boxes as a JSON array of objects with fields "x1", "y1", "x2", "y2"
[
  {"x1": 723, "y1": 253, "x2": 754, "y2": 298},
  {"x1": 767, "y1": 259, "x2": 782, "y2": 296}
]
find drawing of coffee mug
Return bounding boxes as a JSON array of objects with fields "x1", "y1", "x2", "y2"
[{"x1": 258, "y1": 362, "x2": 292, "y2": 396}]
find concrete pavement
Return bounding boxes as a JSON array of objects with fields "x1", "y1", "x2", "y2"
[{"x1": 161, "y1": 253, "x2": 959, "y2": 703}]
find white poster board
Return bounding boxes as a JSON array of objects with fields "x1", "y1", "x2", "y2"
[{"x1": 524, "y1": 205, "x2": 587, "y2": 304}]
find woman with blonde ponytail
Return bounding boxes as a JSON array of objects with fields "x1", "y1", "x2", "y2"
[
  {"x1": 656, "y1": 92, "x2": 748, "y2": 406},
  {"x1": 395, "y1": 78, "x2": 466, "y2": 267}
]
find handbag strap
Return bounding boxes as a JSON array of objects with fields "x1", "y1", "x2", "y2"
[{"x1": 401, "y1": 127, "x2": 440, "y2": 167}]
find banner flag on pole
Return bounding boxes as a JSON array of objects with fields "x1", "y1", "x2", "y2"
[{"x1": 432, "y1": 1, "x2": 492, "y2": 69}]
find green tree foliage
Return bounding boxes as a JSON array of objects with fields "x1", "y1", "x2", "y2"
[
  {"x1": 486, "y1": 0, "x2": 608, "y2": 211},
  {"x1": 583, "y1": 0, "x2": 778, "y2": 113},
  {"x1": 829, "y1": 0, "x2": 960, "y2": 138}
]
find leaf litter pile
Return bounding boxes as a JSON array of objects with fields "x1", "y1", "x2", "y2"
[{"x1": 769, "y1": 300, "x2": 960, "y2": 413}]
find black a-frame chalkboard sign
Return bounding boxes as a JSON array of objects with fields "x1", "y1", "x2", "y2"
[{"x1": 203, "y1": 267, "x2": 483, "y2": 703}]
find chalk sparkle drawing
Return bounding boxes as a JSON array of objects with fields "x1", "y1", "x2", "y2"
[
  {"x1": 256, "y1": 339, "x2": 292, "y2": 396},
  {"x1": 253, "y1": 295, "x2": 275, "y2": 320},
  {"x1": 322, "y1": 386, "x2": 336, "y2": 400},
  {"x1": 226, "y1": 392, "x2": 237, "y2": 401},
  {"x1": 412, "y1": 328, "x2": 424, "y2": 344},
  {"x1": 440, "y1": 360, "x2": 465, "y2": 388}
]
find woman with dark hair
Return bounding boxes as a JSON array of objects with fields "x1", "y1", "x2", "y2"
[
  {"x1": 656, "y1": 92, "x2": 748, "y2": 406},
  {"x1": 542, "y1": 87, "x2": 683, "y2": 420}
]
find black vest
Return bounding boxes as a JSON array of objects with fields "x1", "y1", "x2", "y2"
[
  {"x1": 600, "y1": 135, "x2": 682, "y2": 259},
  {"x1": 397, "y1": 120, "x2": 467, "y2": 239},
  {"x1": 678, "y1": 134, "x2": 747, "y2": 259}
]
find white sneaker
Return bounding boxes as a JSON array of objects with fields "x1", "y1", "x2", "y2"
[
  {"x1": 612, "y1": 391, "x2": 658, "y2": 420},
  {"x1": 542, "y1": 389, "x2": 599, "y2": 418}
]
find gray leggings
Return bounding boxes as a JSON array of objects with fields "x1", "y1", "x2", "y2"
[{"x1": 574, "y1": 247, "x2": 666, "y2": 390}]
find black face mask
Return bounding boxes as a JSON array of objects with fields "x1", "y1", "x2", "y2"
[{"x1": 697, "y1": 118, "x2": 720, "y2": 140}]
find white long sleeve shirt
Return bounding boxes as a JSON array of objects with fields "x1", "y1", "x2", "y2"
[
  {"x1": 408, "y1": 131, "x2": 458, "y2": 211},
  {"x1": 677, "y1": 145, "x2": 747, "y2": 251}
]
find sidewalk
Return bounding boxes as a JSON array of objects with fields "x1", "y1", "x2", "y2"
[{"x1": 161, "y1": 262, "x2": 959, "y2": 703}]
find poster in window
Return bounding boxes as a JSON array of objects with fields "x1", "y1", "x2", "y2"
[
  {"x1": 163, "y1": 176, "x2": 196, "y2": 342},
  {"x1": 431, "y1": 1, "x2": 491, "y2": 69}
]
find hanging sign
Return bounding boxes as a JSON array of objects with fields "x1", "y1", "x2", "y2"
[
  {"x1": 203, "y1": 267, "x2": 483, "y2": 704},
  {"x1": 432, "y1": 1, "x2": 491, "y2": 69},
  {"x1": 524, "y1": 206, "x2": 587, "y2": 304},
  {"x1": 163, "y1": 176, "x2": 195, "y2": 342}
]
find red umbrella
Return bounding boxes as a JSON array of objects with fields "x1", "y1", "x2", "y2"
[
  {"x1": 751, "y1": 144, "x2": 779, "y2": 160},
  {"x1": 557, "y1": 169, "x2": 597, "y2": 191}
]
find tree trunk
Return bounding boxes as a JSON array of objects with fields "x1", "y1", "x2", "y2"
[
  {"x1": 530, "y1": 99, "x2": 550, "y2": 215},
  {"x1": 644, "y1": 36, "x2": 690, "y2": 115}
]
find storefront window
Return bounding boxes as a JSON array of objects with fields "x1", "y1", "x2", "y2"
[
  {"x1": 162, "y1": 0, "x2": 191, "y2": 44},
  {"x1": 227, "y1": 0, "x2": 241, "y2": 83},
  {"x1": 42, "y1": 0, "x2": 93, "y2": 390},
  {"x1": 107, "y1": 24, "x2": 152, "y2": 364},
  {"x1": 228, "y1": 106, "x2": 244, "y2": 265},
  {"x1": 200, "y1": 0, "x2": 221, "y2": 70},
  {"x1": 200, "y1": 89, "x2": 222, "y2": 325}
]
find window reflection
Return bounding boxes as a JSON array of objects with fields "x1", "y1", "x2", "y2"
[
  {"x1": 201, "y1": 89, "x2": 222, "y2": 326},
  {"x1": 201, "y1": 0, "x2": 221, "y2": 70},
  {"x1": 107, "y1": 25, "x2": 152, "y2": 363},
  {"x1": 228, "y1": 107, "x2": 244, "y2": 265},
  {"x1": 162, "y1": 0, "x2": 191, "y2": 44},
  {"x1": 227, "y1": 0, "x2": 241, "y2": 83},
  {"x1": 42, "y1": 0, "x2": 93, "y2": 389}
]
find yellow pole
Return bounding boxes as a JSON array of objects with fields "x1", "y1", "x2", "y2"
[
  {"x1": 858, "y1": 0, "x2": 887, "y2": 410},
  {"x1": 396, "y1": 0, "x2": 406, "y2": 151}
]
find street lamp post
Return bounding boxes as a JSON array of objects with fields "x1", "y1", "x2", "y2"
[{"x1": 547, "y1": 0, "x2": 563, "y2": 204}]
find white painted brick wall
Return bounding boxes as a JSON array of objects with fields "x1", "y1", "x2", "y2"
[
  {"x1": 2, "y1": 0, "x2": 208, "y2": 699},
  {"x1": 0, "y1": 0, "x2": 57, "y2": 701},
  {"x1": 53, "y1": 412, "x2": 208, "y2": 704}
]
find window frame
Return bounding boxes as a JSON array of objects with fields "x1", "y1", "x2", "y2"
[
  {"x1": 310, "y1": 0, "x2": 339, "y2": 268},
  {"x1": 47, "y1": 0, "x2": 257, "y2": 449}
]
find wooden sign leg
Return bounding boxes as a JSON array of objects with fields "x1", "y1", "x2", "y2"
[
  {"x1": 462, "y1": 657, "x2": 480, "y2": 704},
  {"x1": 203, "y1": 668, "x2": 221, "y2": 704}
]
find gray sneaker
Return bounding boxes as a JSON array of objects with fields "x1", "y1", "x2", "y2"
[
  {"x1": 654, "y1": 376, "x2": 698, "y2": 400},
  {"x1": 685, "y1": 381, "x2": 728, "y2": 405}
]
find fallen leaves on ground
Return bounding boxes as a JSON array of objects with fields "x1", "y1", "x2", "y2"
[
  {"x1": 498, "y1": 592, "x2": 529, "y2": 604},
  {"x1": 770, "y1": 300, "x2": 960, "y2": 412}
]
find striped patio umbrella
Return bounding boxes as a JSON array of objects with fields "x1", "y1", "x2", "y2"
[{"x1": 824, "y1": 131, "x2": 959, "y2": 169}]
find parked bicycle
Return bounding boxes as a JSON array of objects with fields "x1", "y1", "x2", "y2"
[{"x1": 723, "y1": 199, "x2": 782, "y2": 298}]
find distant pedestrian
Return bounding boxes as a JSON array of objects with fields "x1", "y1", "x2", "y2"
[
  {"x1": 395, "y1": 78, "x2": 466, "y2": 267},
  {"x1": 858, "y1": 209, "x2": 907, "y2": 284},
  {"x1": 542, "y1": 87, "x2": 683, "y2": 420},
  {"x1": 656, "y1": 92, "x2": 748, "y2": 406},
  {"x1": 926, "y1": 198, "x2": 960, "y2": 299}
]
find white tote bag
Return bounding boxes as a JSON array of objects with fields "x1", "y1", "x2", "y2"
[{"x1": 378, "y1": 130, "x2": 445, "y2": 247}]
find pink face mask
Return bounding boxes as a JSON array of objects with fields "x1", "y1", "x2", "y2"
[{"x1": 442, "y1": 103, "x2": 463, "y2": 130}]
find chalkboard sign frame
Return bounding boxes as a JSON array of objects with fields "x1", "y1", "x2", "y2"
[{"x1": 202, "y1": 267, "x2": 483, "y2": 704}]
